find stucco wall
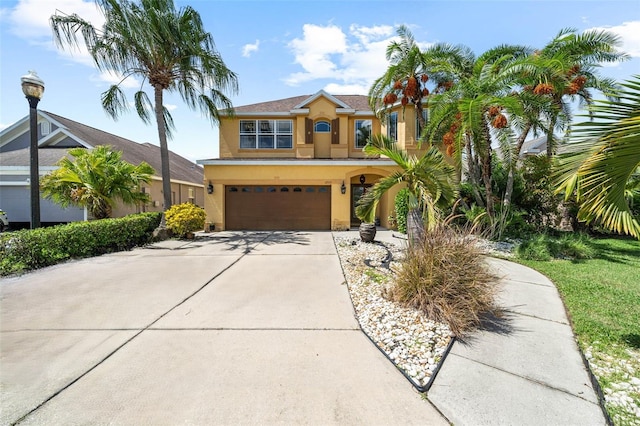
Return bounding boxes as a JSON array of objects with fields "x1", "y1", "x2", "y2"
[{"x1": 203, "y1": 163, "x2": 400, "y2": 231}]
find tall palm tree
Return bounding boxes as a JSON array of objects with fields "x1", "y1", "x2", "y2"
[
  {"x1": 530, "y1": 28, "x2": 627, "y2": 158},
  {"x1": 41, "y1": 146, "x2": 154, "y2": 219},
  {"x1": 556, "y1": 75, "x2": 640, "y2": 239},
  {"x1": 368, "y1": 25, "x2": 430, "y2": 129},
  {"x1": 51, "y1": 0, "x2": 238, "y2": 223},
  {"x1": 422, "y1": 43, "x2": 530, "y2": 216},
  {"x1": 355, "y1": 134, "x2": 456, "y2": 239}
]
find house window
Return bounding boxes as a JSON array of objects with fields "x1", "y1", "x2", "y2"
[
  {"x1": 416, "y1": 109, "x2": 429, "y2": 139},
  {"x1": 239, "y1": 119, "x2": 292, "y2": 149},
  {"x1": 314, "y1": 121, "x2": 330, "y2": 133},
  {"x1": 41, "y1": 121, "x2": 50, "y2": 136},
  {"x1": 387, "y1": 112, "x2": 398, "y2": 142},
  {"x1": 355, "y1": 119, "x2": 372, "y2": 149}
]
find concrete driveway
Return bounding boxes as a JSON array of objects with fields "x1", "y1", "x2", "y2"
[{"x1": 1, "y1": 231, "x2": 446, "y2": 425}]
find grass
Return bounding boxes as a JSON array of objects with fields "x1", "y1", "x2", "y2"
[{"x1": 518, "y1": 236, "x2": 640, "y2": 425}]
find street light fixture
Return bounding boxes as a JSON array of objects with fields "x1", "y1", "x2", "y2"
[{"x1": 21, "y1": 70, "x2": 45, "y2": 229}]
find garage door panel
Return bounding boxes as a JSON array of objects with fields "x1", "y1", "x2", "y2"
[{"x1": 225, "y1": 186, "x2": 330, "y2": 230}]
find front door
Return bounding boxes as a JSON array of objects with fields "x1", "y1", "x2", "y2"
[{"x1": 351, "y1": 184, "x2": 371, "y2": 226}]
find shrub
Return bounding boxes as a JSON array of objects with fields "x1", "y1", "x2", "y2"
[
  {"x1": 164, "y1": 202, "x2": 206, "y2": 238},
  {"x1": 0, "y1": 212, "x2": 161, "y2": 276},
  {"x1": 395, "y1": 188, "x2": 410, "y2": 234},
  {"x1": 516, "y1": 233, "x2": 595, "y2": 261},
  {"x1": 390, "y1": 226, "x2": 499, "y2": 336}
]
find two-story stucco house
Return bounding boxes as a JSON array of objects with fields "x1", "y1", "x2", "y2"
[{"x1": 198, "y1": 90, "x2": 427, "y2": 231}]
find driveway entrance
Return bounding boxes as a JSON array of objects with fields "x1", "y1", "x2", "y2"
[{"x1": 1, "y1": 231, "x2": 446, "y2": 425}]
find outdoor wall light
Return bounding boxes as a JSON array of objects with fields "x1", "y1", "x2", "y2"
[
  {"x1": 359, "y1": 174, "x2": 366, "y2": 184},
  {"x1": 21, "y1": 70, "x2": 45, "y2": 229},
  {"x1": 207, "y1": 182, "x2": 214, "y2": 194},
  {"x1": 341, "y1": 181, "x2": 346, "y2": 194}
]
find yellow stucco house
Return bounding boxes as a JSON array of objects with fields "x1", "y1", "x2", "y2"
[{"x1": 197, "y1": 90, "x2": 426, "y2": 231}]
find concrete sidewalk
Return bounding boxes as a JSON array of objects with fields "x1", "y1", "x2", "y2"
[{"x1": 1, "y1": 231, "x2": 446, "y2": 425}]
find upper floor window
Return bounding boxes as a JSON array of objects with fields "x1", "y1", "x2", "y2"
[
  {"x1": 355, "y1": 119, "x2": 372, "y2": 149},
  {"x1": 387, "y1": 112, "x2": 398, "y2": 142},
  {"x1": 314, "y1": 121, "x2": 331, "y2": 133},
  {"x1": 239, "y1": 119, "x2": 293, "y2": 149},
  {"x1": 416, "y1": 109, "x2": 429, "y2": 140}
]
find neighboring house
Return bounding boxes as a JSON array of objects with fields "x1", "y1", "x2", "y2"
[
  {"x1": 520, "y1": 135, "x2": 547, "y2": 157},
  {"x1": 197, "y1": 90, "x2": 427, "y2": 231},
  {"x1": 0, "y1": 111, "x2": 204, "y2": 226}
]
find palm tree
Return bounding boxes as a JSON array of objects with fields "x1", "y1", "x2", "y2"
[
  {"x1": 368, "y1": 25, "x2": 430, "y2": 129},
  {"x1": 355, "y1": 134, "x2": 456, "y2": 240},
  {"x1": 41, "y1": 146, "x2": 154, "y2": 219},
  {"x1": 422, "y1": 43, "x2": 530, "y2": 216},
  {"x1": 556, "y1": 75, "x2": 640, "y2": 239},
  {"x1": 530, "y1": 28, "x2": 627, "y2": 158},
  {"x1": 50, "y1": 0, "x2": 238, "y2": 224}
]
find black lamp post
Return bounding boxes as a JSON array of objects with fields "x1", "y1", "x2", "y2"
[{"x1": 21, "y1": 71, "x2": 45, "y2": 229}]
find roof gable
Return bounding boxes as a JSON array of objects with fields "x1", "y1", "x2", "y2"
[{"x1": 231, "y1": 92, "x2": 372, "y2": 115}]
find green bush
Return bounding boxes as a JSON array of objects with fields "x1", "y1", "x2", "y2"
[
  {"x1": 516, "y1": 233, "x2": 595, "y2": 261},
  {"x1": 0, "y1": 212, "x2": 161, "y2": 276},
  {"x1": 395, "y1": 188, "x2": 410, "y2": 234},
  {"x1": 164, "y1": 202, "x2": 206, "y2": 238},
  {"x1": 390, "y1": 226, "x2": 499, "y2": 336}
]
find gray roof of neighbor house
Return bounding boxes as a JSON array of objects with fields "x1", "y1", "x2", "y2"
[
  {"x1": 40, "y1": 112, "x2": 203, "y2": 184},
  {"x1": 232, "y1": 94, "x2": 372, "y2": 114}
]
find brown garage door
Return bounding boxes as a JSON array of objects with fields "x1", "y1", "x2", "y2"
[{"x1": 225, "y1": 185, "x2": 331, "y2": 230}]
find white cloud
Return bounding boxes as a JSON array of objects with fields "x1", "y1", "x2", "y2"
[
  {"x1": 242, "y1": 40, "x2": 260, "y2": 58},
  {"x1": 165, "y1": 104, "x2": 177, "y2": 111},
  {"x1": 284, "y1": 23, "x2": 403, "y2": 94},
  {"x1": 587, "y1": 21, "x2": 640, "y2": 57},
  {"x1": 5, "y1": 0, "x2": 103, "y2": 40}
]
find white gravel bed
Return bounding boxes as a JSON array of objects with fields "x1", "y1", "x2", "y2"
[
  {"x1": 333, "y1": 236, "x2": 452, "y2": 389},
  {"x1": 585, "y1": 345, "x2": 640, "y2": 425}
]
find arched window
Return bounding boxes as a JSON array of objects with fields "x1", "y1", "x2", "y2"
[{"x1": 314, "y1": 121, "x2": 331, "y2": 133}]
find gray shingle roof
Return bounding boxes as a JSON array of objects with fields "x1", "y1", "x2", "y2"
[
  {"x1": 42, "y1": 111, "x2": 203, "y2": 184},
  {"x1": 233, "y1": 94, "x2": 372, "y2": 114}
]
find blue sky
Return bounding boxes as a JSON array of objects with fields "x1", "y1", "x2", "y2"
[{"x1": 1, "y1": 0, "x2": 639, "y2": 162}]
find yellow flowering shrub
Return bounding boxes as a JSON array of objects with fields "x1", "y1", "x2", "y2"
[{"x1": 164, "y1": 203, "x2": 206, "y2": 237}]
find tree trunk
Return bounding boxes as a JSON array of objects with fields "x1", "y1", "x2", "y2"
[
  {"x1": 504, "y1": 123, "x2": 532, "y2": 207},
  {"x1": 154, "y1": 85, "x2": 172, "y2": 226},
  {"x1": 480, "y1": 124, "x2": 494, "y2": 217},
  {"x1": 407, "y1": 208, "x2": 425, "y2": 246},
  {"x1": 465, "y1": 135, "x2": 485, "y2": 208}
]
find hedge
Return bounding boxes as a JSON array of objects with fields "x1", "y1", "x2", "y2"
[{"x1": 0, "y1": 212, "x2": 161, "y2": 276}]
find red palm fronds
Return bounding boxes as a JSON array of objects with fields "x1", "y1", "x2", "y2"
[
  {"x1": 383, "y1": 93, "x2": 398, "y2": 105},
  {"x1": 422, "y1": 88, "x2": 429, "y2": 97},
  {"x1": 446, "y1": 144, "x2": 455, "y2": 156},
  {"x1": 533, "y1": 83, "x2": 554, "y2": 95},
  {"x1": 491, "y1": 114, "x2": 508, "y2": 129},
  {"x1": 488, "y1": 106, "x2": 502, "y2": 117},
  {"x1": 401, "y1": 96, "x2": 409, "y2": 106},
  {"x1": 393, "y1": 80, "x2": 403, "y2": 90},
  {"x1": 421, "y1": 74, "x2": 429, "y2": 83},
  {"x1": 443, "y1": 132, "x2": 454, "y2": 146}
]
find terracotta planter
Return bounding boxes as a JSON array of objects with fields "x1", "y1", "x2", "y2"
[{"x1": 359, "y1": 222, "x2": 377, "y2": 243}]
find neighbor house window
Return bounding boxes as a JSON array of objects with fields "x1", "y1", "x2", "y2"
[
  {"x1": 387, "y1": 112, "x2": 398, "y2": 141},
  {"x1": 314, "y1": 121, "x2": 330, "y2": 133},
  {"x1": 415, "y1": 109, "x2": 429, "y2": 139},
  {"x1": 239, "y1": 119, "x2": 293, "y2": 149},
  {"x1": 355, "y1": 119, "x2": 372, "y2": 149}
]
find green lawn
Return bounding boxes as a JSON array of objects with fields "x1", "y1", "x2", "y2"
[{"x1": 518, "y1": 236, "x2": 640, "y2": 425}]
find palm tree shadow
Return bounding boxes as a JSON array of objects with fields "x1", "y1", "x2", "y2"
[
  {"x1": 190, "y1": 230, "x2": 311, "y2": 253},
  {"x1": 455, "y1": 309, "x2": 517, "y2": 345}
]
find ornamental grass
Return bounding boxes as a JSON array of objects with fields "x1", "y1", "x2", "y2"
[{"x1": 390, "y1": 226, "x2": 499, "y2": 336}]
